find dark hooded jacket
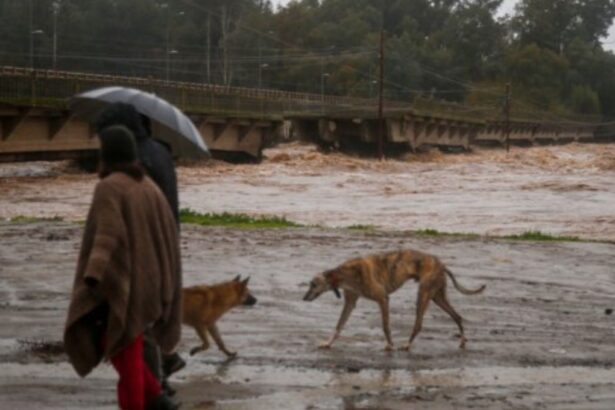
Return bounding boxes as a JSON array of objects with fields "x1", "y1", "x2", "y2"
[{"x1": 95, "y1": 103, "x2": 179, "y2": 223}]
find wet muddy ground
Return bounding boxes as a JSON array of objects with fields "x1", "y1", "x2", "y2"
[
  {"x1": 0, "y1": 222, "x2": 614, "y2": 409},
  {"x1": 1, "y1": 142, "x2": 615, "y2": 409}
]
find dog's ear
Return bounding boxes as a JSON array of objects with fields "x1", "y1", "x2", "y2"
[
  {"x1": 241, "y1": 277, "x2": 250, "y2": 285},
  {"x1": 233, "y1": 274, "x2": 241, "y2": 282},
  {"x1": 415, "y1": 259, "x2": 422, "y2": 273},
  {"x1": 332, "y1": 287, "x2": 341, "y2": 299}
]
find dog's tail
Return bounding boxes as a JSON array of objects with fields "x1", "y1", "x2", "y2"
[{"x1": 445, "y1": 268, "x2": 486, "y2": 295}]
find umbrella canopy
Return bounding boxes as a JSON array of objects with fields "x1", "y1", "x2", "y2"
[{"x1": 69, "y1": 86, "x2": 209, "y2": 159}]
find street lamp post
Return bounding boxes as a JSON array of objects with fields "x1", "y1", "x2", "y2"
[
  {"x1": 30, "y1": 29, "x2": 44, "y2": 70},
  {"x1": 52, "y1": 1, "x2": 60, "y2": 69},
  {"x1": 166, "y1": 49, "x2": 179, "y2": 81},
  {"x1": 27, "y1": 0, "x2": 46, "y2": 69},
  {"x1": 369, "y1": 80, "x2": 377, "y2": 99},
  {"x1": 321, "y1": 72, "x2": 330, "y2": 114},
  {"x1": 258, "y1": 63, "x2": 269, "y2": 89},
  {"x1": 257, "y1": 31, "x2": 274, "y2": 88},
  {"x1": 161, "y1": 4, "x2": 184, "y2": 81}
]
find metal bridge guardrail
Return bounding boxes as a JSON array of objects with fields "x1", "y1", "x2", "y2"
[
  {"x1": 1, "y1": 66, "x2": 508, "y2": 122},
  {"x1": 0, "y1": 66, "x2": 396, "y2": 118},
  {"x1": 0, "y1": 66, "x2": 601, "y2": 128}
]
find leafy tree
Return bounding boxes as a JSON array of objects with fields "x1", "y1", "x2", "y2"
[
  {"x1": 512, "y1": 0, "x2": 615, "y2": 53},
  {"x1": 1, "y1": 0, "x2": 615, "y2": 118},
  {"x1": 506, "y1": 44, "x2": 569, "y2": 110},
  {"x1": 441, "y1": 0, "x2": 505, "y2": 79},
  {"x1": 570, "y1": 85, "x2": 600, "y2": 114}
]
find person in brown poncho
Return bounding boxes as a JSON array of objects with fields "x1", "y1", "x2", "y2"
[{"x1": 64, "y1": 125, "x2": 182, "y2": 410}]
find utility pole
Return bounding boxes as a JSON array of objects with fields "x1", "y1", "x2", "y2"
[
  {"x1": 504, "y1": 83, "x2": 511, "y2": 153},
  {"x1": 377, "y1": 29, "x2": 385, "y2": 160}
]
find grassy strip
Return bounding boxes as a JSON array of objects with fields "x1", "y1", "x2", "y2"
[
  {"x1": 504, "y1": 230, "x2": 582, "y2": 242},
  {"x1": 412, "y1": 228, "x2": 585, "y2": 242},
  {"x1": 3, "y1": 213, "x2": 601, "y2": 243},
  {"x1": 413, "y1": 228, "x2": 481, "y2": 239},
  {"x1": 347, "y1": 224, "x2": 377, "y2": 231},
  {"x1": 179, "y1": 208, "x2": 302, "y2": 229}
]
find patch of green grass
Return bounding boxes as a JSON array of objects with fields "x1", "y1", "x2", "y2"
[
  {"x1": 179, "y1": 208, "x2": 302, "y2": 229},
  {"x1": 505, "y1": 230, "x2": 582, "y2": 242},
  {"x1": 7, "y1": 215, "x2": 64, "y2": 223},
  {"x1": 410, "y1": 228, "x2": 585, "y2": 242},
  {"x1": 414, "y1": 228, "x2": 442, "y2": 236},
  {"x1": 412, "y1": 228, "x2": 480, "y2": 239},
  {"x1": 347, "y1": 224, "x2": 377, "y2": 231}
]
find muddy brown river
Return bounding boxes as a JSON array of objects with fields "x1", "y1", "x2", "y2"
[
  {"x1": 2, "y1": 142, "x2": 615, "y2": 239},
  {"x1": 1, "y1": 142, "x2": 614, "y2": 409}
]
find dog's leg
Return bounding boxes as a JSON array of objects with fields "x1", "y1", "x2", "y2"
[
  {"x1": 377, "y1": 296, "x2": 395, "y2": 351},
  {"x1": 433, "y1": 288, "x2": 466, "y2": 348},
  {"x1": 400, "y1": 287, "x2": 431, "y2": 351},
  {"x1": 190, "y1": 325, "x2": 210, "y2": 356},
  {"x1": 208, "y1": 324, "x2": 237, "y2": 358},
  {"x1": 319, "y1": 291, "x2": 358, "y2": 349}
]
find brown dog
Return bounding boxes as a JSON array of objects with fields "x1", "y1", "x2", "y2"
[
  {"x1": 182, "y1": 275, "x2": 257, "y2": 358},
  {"x1": 303, "y1": 249, "x2": 485, "y2": 351}
]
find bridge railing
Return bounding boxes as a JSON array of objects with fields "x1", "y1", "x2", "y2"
[
  {"x1": 0, "y1": 66, "x2": 600, "y2": 129},
  {"x1": 1, "y1": 66, "x2": 404, "y2": 118}
]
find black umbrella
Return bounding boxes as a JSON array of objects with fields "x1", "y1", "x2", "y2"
[{"x1": 69, "y1": 86, "x2": 209, "y2": 159}]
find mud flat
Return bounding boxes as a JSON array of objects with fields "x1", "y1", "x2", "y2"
[{"x1": 0, "y1": 222, "x2": 614, "y2": 409}]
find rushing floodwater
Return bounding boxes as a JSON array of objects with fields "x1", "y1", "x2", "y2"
[{"x1": 1, "y1": 141, "x2": 615, "y2": 239}]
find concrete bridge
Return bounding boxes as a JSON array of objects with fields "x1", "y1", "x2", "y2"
[
  {"x1": 0, "y1": 66, "x2": 601, "y2": 162},
  {"x1": 291, "y1": 114, "x2": 596, "y2": 152}
]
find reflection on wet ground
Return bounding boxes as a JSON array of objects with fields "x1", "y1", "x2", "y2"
[{"x1": 0, "y1": 223, "x2": 614, "y2": 409}]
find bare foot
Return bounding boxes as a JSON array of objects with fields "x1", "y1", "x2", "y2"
[
  {"x1": 224, "y1": 350, "x2": 237, "y2": 358},
  {"x1": 318, "y1": 342, "x2": 332, "y2": 349},
  {"x1": 398, "y1": 343, "x2": 411, "y2": 352},
  {"x1": 384, "y1": 343, "x2": 395, "y2": 352}
]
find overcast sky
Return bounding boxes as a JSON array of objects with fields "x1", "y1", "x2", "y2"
[{"x1": 269, "y1": 0, "x2": 615, "y2": 51}]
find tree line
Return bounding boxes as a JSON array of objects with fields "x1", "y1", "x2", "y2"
[{"x1": 1, "y1": 0, "x2": 615, "y2": 119}]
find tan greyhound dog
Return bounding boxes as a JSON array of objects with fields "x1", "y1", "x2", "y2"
[{"x1": 303, "y1": 249, "x2": 485, "y2": 351}]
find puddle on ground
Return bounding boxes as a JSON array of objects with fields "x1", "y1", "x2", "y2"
[
  {"x1": 5, "y1": 361, "x2": 613, "y2": 389},
  {"x1": 181, "y1": 362, "x2": 615, "y2": 390}
]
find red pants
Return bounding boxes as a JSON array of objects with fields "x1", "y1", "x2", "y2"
[{"x1": 109, "y1": 334, "x2": 162, "y2": 410}]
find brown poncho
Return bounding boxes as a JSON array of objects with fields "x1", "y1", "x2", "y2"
[{"x1": 64, "y1": 172, "x2": 182, "y2": 377}]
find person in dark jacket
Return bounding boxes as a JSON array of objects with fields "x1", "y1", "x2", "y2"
[{"x1": 94, "y1": 103, "x2": 185, "y2": 394}]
